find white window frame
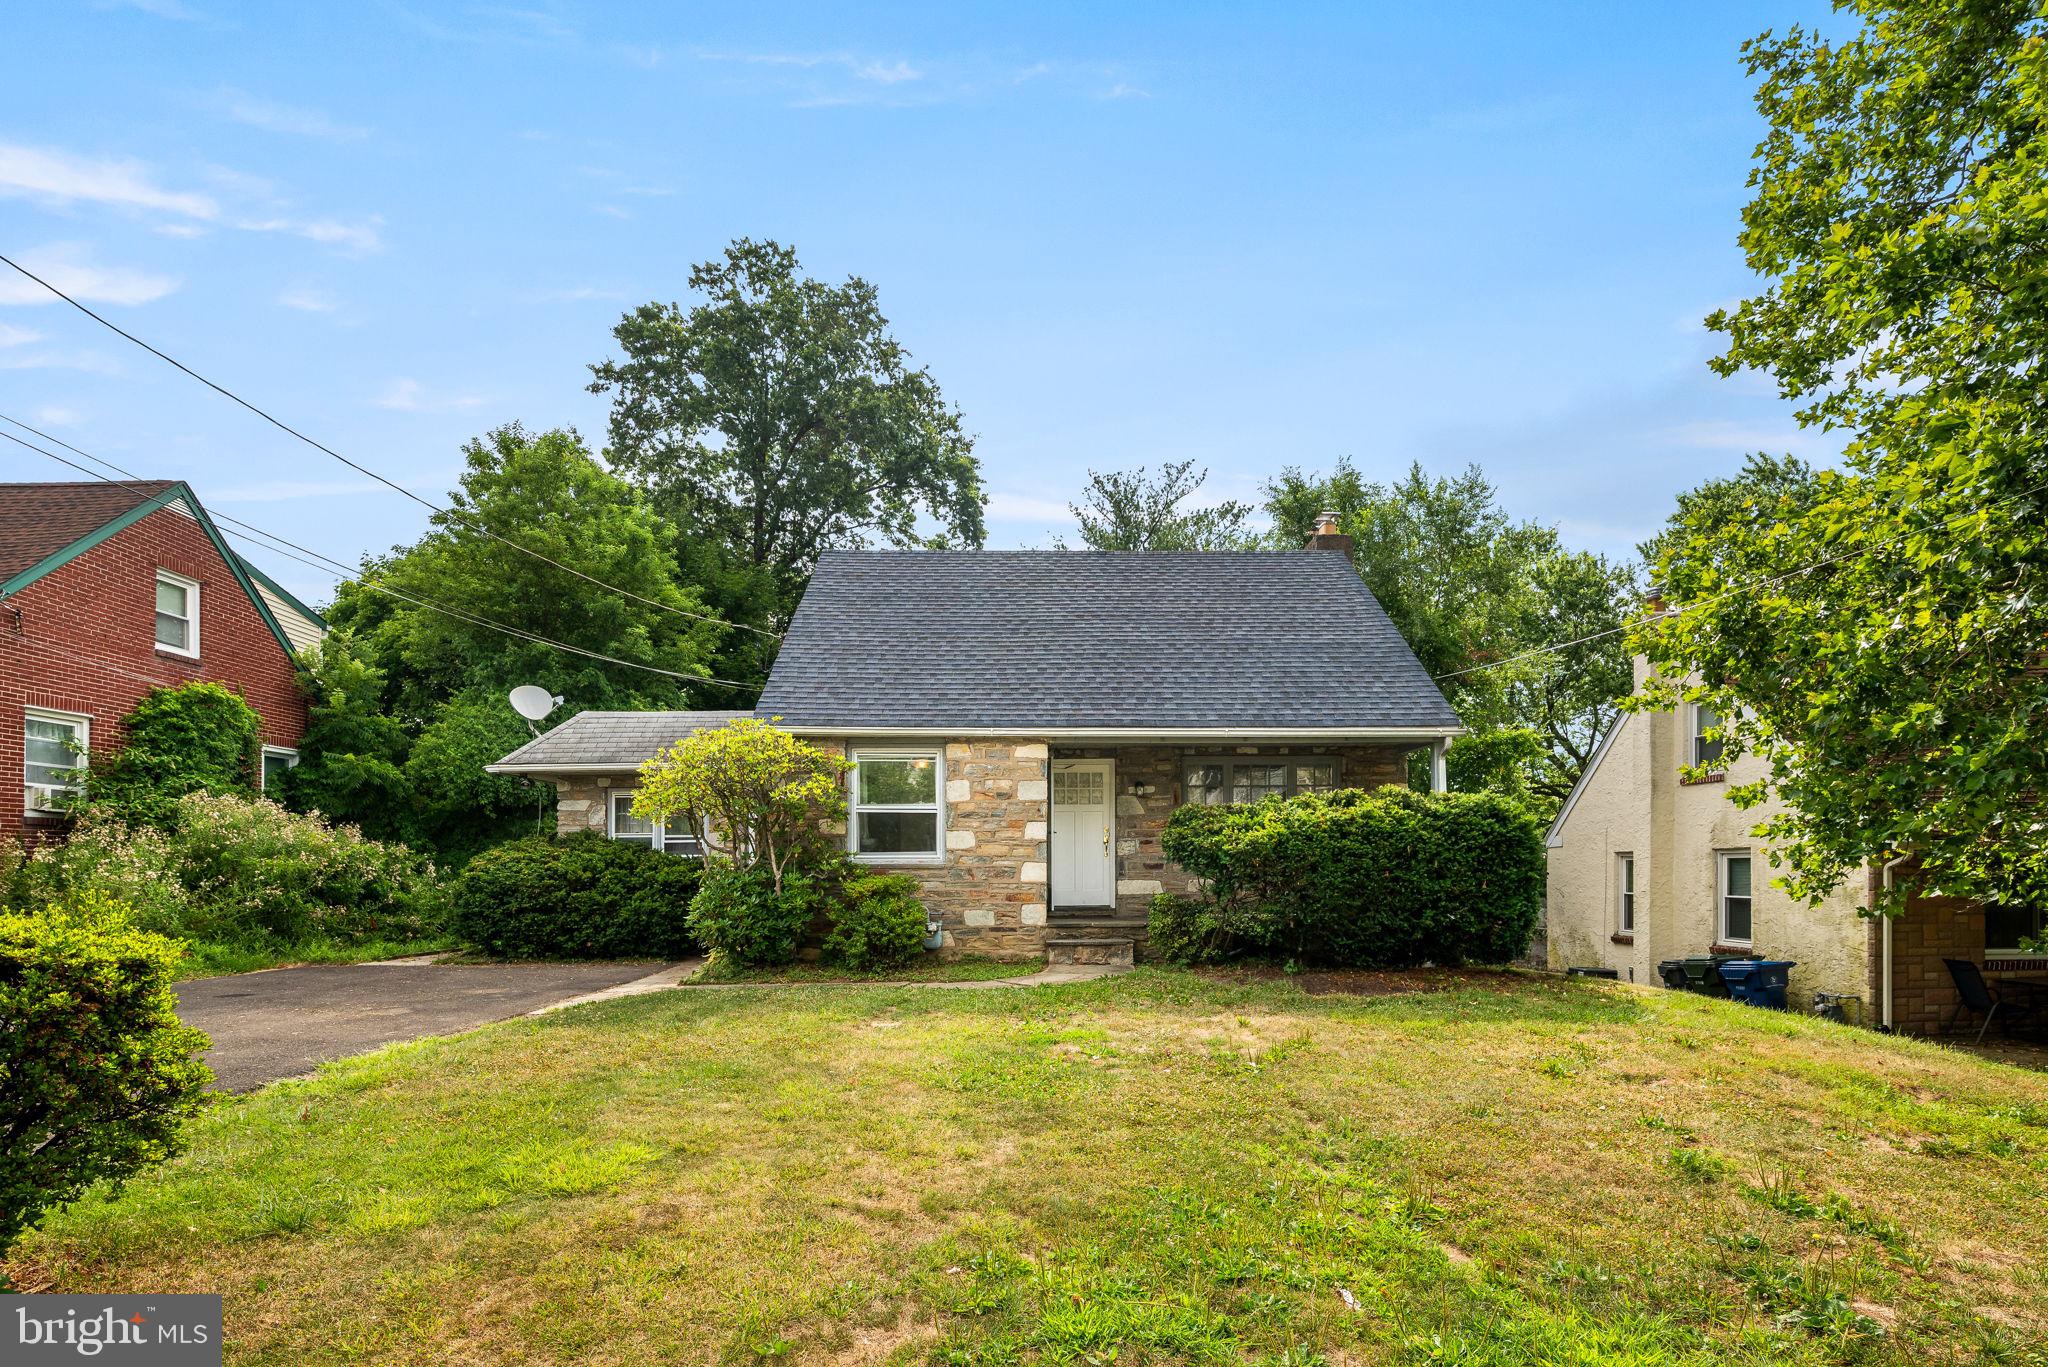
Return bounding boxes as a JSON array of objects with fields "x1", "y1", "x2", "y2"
[
  {"x1": 1717, "y1": 850, "x2": 1754, "y2": 947},
  {"x1": 260, "y1": 745, "x2": 300, "y2": 791},
  {"x1": 1689, "y1": 702, "x2": 1724, "y2": 771},
  {"x1": 848, "y1": 749, "x2": 945, "y2": 865},
  {"x1": 24, "y1": 707, "x2": 90, "y2": 812},
  {"x1": 608, "y1": 788, "x2": 703, "y2": 858},
  {"x1": 154, "y1": 568, "x2": 200, "y2": 658},
  {"x1": 1616, "y1": 853, "x2": 1636, "y2": 935}
]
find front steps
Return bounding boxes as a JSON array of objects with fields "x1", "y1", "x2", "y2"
[{"x1": 1045, "y1": 914, "x2": 1148, "y2": 968}]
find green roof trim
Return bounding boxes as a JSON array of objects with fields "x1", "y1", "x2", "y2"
[
  {"x1": 0, "y1": 481, "x2": 308, "y2": 660},
  {"x1": 234, "y1": 553, "x2": 329, "y2": 630}
]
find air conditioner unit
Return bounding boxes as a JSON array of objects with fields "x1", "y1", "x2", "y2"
[{"x1": 24, "y1": 784, "x2": 67, "y2": 814}]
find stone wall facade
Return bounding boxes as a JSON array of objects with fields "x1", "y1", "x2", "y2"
[
  {"x1": 1053, "y1": 743, "x2": 1417, "y2": 917},
  {"x1": 543, "y1": 739, "x2": 1421, "y2": 964}
]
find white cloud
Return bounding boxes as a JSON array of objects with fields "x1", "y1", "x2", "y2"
[
  {"x1": 277, "y1": 287, "x2": 337, "y2": 313},
  {"x1": 593, "y1": 204, "x2": 631, "y2": 220},
  {"x1": 0, "y1": 322, "x2": 41, "y2": 347},
  {"x1": 235, "y1": 214, "x2": 385, "y2": 253},
  {"x1": 215, "y1": 88, "x2": 370, "y2": 141},
  {"x1": 0, "y1": 350, "x2": 122, "y2": 375},
  {"x1": 985, "y1": 491, "x2": 1076, "y2": 524},
  {"x1": 0, "y1": 244, "x2": 178, "y2": 306},
  {"x1": 153, "y1": 222, "x2": 210, "y2": 239},
  {"x1": 0, "y1": 142, "x2": 217, "y2": 219},
  {"x1": 32, "y1": 405, "x2": 82, "y2": 427},
  {"x1": 209, "y1": 477, "x2": 384, "y2": 502},
  {"x1": 373, "y1": 378, "x2": 484, "y2": 413},
  {"x1": 853, "y1": 59, "x2": 920, "y2": 84}
]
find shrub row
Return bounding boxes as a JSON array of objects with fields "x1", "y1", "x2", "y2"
[
  {"x1": 450, "y1": 834, "x2": 703, "y2": 959},
  {"x1": 1152, "y1": 787, "x2": 1543, "y2": 969}
]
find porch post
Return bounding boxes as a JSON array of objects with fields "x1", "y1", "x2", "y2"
[{"x1": 1430, "y1": 737, "x2": 1449, "y2": 793}]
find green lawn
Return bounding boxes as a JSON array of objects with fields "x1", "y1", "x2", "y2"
[
  {"x1": 12, "y1": 971, "x2": 2048, "y2": 1365},
  {"x1": 687, "y1": 953, "x2": 1034, "y2": 985}
]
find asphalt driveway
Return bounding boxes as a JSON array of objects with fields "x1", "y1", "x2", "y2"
[{"x1": 175, "y1": 960, "x2": 676, "y2": 1092}]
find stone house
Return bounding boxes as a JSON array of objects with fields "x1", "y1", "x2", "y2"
[
  {"x1": 1544, "y1": 656, "x2": 2043, "y2": 1035},
  {"x1": 487, "y1": 526, "x2": 1464, "y2": 964}
]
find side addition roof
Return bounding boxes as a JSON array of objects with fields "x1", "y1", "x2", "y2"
[
  {"x1": 754, "y1": 550, "x2": 1463, "y2": 734},
  {"x1": 487, "y1": 710, "x2": 755, "y2": 775}
]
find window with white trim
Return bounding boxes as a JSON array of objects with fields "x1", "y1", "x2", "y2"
[
  {"x1": 1616, "y1": 853, "x2": 1636, "y2": 934},
  {"x1": 24, "y1": 708, "x2": 89, "y2": 811},
  {"x1": 849, "y1": 751, "x2": 943, "y2": 861},
  {"x1": 155, "y1": 569, "x2": 199, "y2": 656},
  {"x1": 261, "y1": 746, "x2": 299, "y2": 791},
  {"x1": 1182, "y1": 756, "x2": 1339, "y2": 805},
  {"x1": 1986, "y1": 903, "x2": 2046, "y2": 954},
  {"x1": 609, "y1": 789, "x2": 702, "y2": 857},
  {"x1": 1718, "y1": 851, "x2": 1753, "y2": 945},
  {"x1": 1690, "y1": 703, "x2": 1724, "y2": 770}
]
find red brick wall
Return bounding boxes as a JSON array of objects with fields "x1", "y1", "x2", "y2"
[{"x1": 0, "y1": 503, "x2": 307, "y2": 842}]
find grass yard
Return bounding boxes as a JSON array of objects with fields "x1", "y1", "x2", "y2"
[
  {"x1": 12, "y1": 971, "x2": 2048, "y2": 1365},
  {"x1": 688, "y1": 954, "x2": 1036, "y2": 985}
]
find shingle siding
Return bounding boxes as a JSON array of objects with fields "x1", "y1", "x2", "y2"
[{"x1": 755, "y1": 550, "x2": 1460, "y2": 731}]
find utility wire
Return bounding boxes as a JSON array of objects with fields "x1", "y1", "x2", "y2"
[
  {"x1": 0, "y1": 252, "x2": 780, "y2": 641},
  {"x1": 0, "y1": 421, "x2": 763, "y2": 693},
  {"x1": 1430, "y1": 477, "x2": 2048, "y2": 684}
]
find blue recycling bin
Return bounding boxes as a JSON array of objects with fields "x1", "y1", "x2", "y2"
[{"x1": 1717, "y1": 959, "x2": 1794, "y2": 1010}]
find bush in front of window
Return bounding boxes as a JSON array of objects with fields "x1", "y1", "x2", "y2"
[
  {"x1": 1146, "y1": 892, "x2": 1239, "y2": 966},
  {"x1": 0, "y1": 892, "x2": 212, "y2": 1281},
  {"x1": 686, "y1": 863, "x2": 816, "y2": 967},
  {"x1": 1160, "y1": 787, "x2": 1544, "y2": 968},
  {"x1": 819, "y1": 870, "x2": 929, "y2": 972},
  {"x1": 633, "y1": 718, "x2": 850, "y2": 896},
  {"x1": 451, "y1": 834, "x2": 701, "y2": 959}
]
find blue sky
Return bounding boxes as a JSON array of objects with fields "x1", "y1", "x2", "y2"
[{"x1": 2, "y1": 1, "x2": 1841, "y2": 606}]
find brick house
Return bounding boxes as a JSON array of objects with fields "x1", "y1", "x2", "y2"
[
  {"x1": 1543, "y1": 655, "x2": 2042, "y2": 1035},
  {"x1": 0, "y1": 479, "x2": 326, "y2": 843},
  {"x1": 488, "y1": 528, "x2": 1465, "y2": 963}
]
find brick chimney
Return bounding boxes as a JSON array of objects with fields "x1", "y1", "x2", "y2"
[{"x1": 1306, "y1": 509, "x2": 1354, "y2": 556}]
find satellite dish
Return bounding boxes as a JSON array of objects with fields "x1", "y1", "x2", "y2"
[{"x1": 509, "y1": 685, "x2": 562, "y2": 723}]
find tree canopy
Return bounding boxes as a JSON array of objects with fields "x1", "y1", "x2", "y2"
[
  {"x1": 589, "y1": 238, "x2": 986, "y2": 623},
  {"x1": 1058, "y1": 461, "x2": 1259, "y2": 551},
  {"x1": 1634, "y1": 0, "x2": 2048, "y2": 913}
]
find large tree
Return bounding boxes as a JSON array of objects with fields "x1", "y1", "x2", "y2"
[
  {"x1": 1634, "y1": 1, "x2": 2048, "y2": 914},
  {"x1": 1058, "y1": 461, "x2": 1259, "y2": 551},
  {"x1": 589, "y1": 238, "x2": 986, "y2": 623}
]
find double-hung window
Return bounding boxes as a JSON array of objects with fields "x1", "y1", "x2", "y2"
[
  {"x1": 1183, "y1": 756, "x2": 1339, "y2": 805},
  {"x1": 1690, "y1": 703, "x2": 1724, "y2": 770},
  {"x1": 1718, "y1": 851, "x2": 1753, "y2": 946},
  {"x1": 850, "y1": 751, "x2": 943, "y2": 861},
  {"x1": 155, "y1": 570, "x2": 199, "y2": 657},
  {"x1": 609, "y1": 789, "x2": 702, "y2": 857},
  {"x1": 24, "y1": 708, "x2": 89, "y2": 812},
  {"x1": 1616, "y1": 853, "x2": 1636, "y2": 935}
]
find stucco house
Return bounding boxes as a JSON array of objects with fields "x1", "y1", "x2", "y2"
[
  {"x1": 487, "y1": 526, "x2": 1465, "y2": 963},
  {"x1": 1545, "y1": 656, "x2": 2042, "y2": 1035},
  {"x1": 1, "y1": 479, "x2": 326, "y2": 842}
]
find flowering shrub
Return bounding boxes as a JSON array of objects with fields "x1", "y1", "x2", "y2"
[
  {"x1": 2, "y1": 817, "x2": 195, "y2": 938},
  {"x1": 166, "y1": 793, "x2": 447, "y2": 946}
]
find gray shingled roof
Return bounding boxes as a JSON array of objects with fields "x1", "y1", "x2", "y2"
[
  {"x1": 753, "y1": 550, "x2": 1461, "y2": 731},
  {"x1": 488, "y1": 710, "x2": 753, "y2": 772}
]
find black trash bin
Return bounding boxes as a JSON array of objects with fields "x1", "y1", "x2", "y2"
[
  {"x1": 1656, "y1": 959, "x2": 1688, "y2": 991},
  {"x1": 1680, "y1": 955, "x2": 1738, "y2": 997},
  {"x1": 1567, "y1": 966, "x2": 1620, "y2": 980}
]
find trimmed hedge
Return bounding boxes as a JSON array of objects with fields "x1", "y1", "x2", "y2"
[
  {"x1": 1, "y1": 894, "x2": 212, "y2": 1270},
  {"x1": 687, "y1": 864, "x2": 814, "y2": 966},
  {"x1": 1158, "y1": 787, "x2": 1543, "y2": 968},
  {"x1": 451, "y1": 835, "x2": 701, "y2": 959}
]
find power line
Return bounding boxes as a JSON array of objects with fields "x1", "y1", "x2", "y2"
[
  {"x1": 1431, "y1": 477, "x2": 2048, "y2": 684},
  {"x1": 0, "y1": 421, "x2": 762, "y2": 693},
  {"x1": 0, "y1": 253, "x2": 780, "y2": 642}
]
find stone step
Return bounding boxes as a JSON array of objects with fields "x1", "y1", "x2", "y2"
[{"x1": 1046, "y1": 937, "x2": 1136, "y2": 968}]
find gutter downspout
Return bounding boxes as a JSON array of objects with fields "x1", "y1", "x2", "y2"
[
  {"x1": 1879, "y1": 853, "x2": 1913, "y2": 1032},
  {"x1": 1431, "y1": 737, "x2": 1449, "y2": 793}
]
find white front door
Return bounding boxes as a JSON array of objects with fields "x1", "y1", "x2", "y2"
[{"x1": 1051, "y1": 759, "x2": 1114, "y2": 909}]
